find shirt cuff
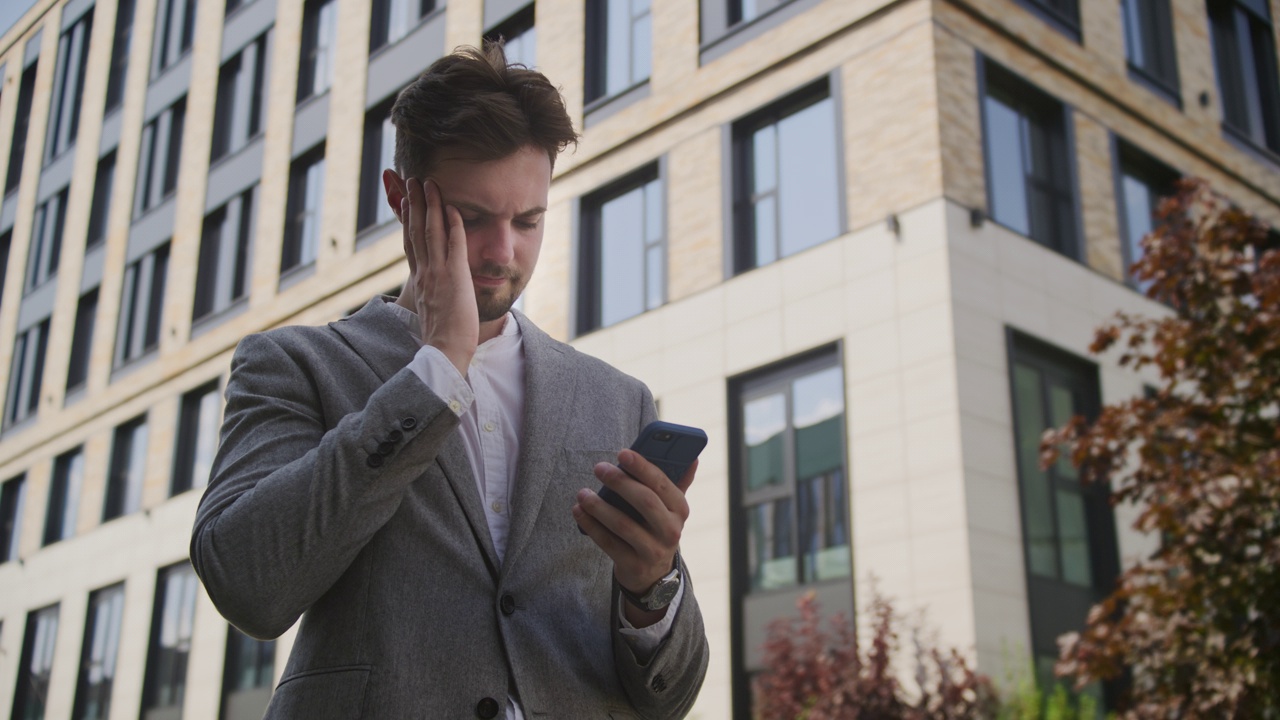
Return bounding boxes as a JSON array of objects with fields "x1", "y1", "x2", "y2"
[
  {"x1": 616, "y1": 580, "x2": 685, "y2": 664},
  {"x1": 408, "y1": 344, "x2": 474, "y2": 416}
]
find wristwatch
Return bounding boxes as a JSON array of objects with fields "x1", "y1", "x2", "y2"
[{"x1": 619, "y1": 556, "x2": 682, "y2": 612}]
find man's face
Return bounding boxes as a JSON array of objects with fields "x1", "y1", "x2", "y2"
[{"x1": 418, "y1": 146, "x2": 551, "y2": 321}]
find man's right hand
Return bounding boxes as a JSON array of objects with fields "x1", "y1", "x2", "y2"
[{"x1": 401, "y1": 177, "x2": 478, "y2": 376}]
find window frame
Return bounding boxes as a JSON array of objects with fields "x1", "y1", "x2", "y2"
[
  {"x1": 211, "y1": 29, "x2": 272, "y2": 164},
  {"x1": 1112, "y1": 138, "x2": 1179, "y2": 291},
  {"x1": 86, "y1": 151, "x2": 117, "y2": 249},
  {"x1": 66, "y1": 287, "x2": 100, "y2": 392},
  {"x1": 25, "y1": 187, "x2": 69, "y2": 293},
  {"x1": 151, "y1": 0, "x2": 197, "y2": 78},
  {"x1": 135, "y1": 96, "x2": 188, "y2": 218},
  {"x1": 220, "y1": 627, "x2": 276, "y2": 720},
  {"x1": 356, "y1": 98, "x2": 398, "y2": 235},
  {"x1": 194, "y1": 186, "x2": 256, "y2": 322},
  {"x1": 5, "y1": 61, "x2": 40, "y2": 196},
  {"x1": 1207, "y1": 0, "x2": 1280, "y2": 156},
  {"x1": 281, "y1": 145, "x2": 326, "y2": 274},
  {"x1": 104, "y1": 0, "x2": 137, "y2": 113},
  {"x1": 171, "y1": 379, "x2": 223, "y2": 496},
  {"x1": 46, "y1": 7, "x2": 95, "y2": 162},
  {"x1": 141, "y1": 562, "x2": 200, "y2": 717},
  {"x1": 72, "y1": 583, "x2": 127, "y2": 720},
  {"x1": 483, "y1": 4, "x2": 537, "y2": 69},
  {"x1": 1121, "y1": 0, "x2": 1181, "y2": 103},
  {"x1": 43, "y1": 446, "x2": 85, "y2": 546},
  {"x1": 5, "y1": 318, "x2": 51, "y2": 428},
  {"x1": 113, "y1": 243, "x2": 170, "y2": 367},
  {"x1": 102, "y1": 414, "x2": 149, "y2": 521},
  {"x1": 0, "y1": 474, "x2": 26, "y2": 562},
  {"x1": 584, "y1": 0, "x2": 652, "y2": 106},
  {"x1": 369, "y1": 0, "x2": 437, "y2": 54},
  {"x1": 11, "y1": 604, "x2": 60, "y2": 720},
  {"x1": 297, "y1": 0, "x2": 337, "y2": 104}
]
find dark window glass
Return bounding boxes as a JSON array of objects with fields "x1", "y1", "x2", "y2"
[
  {"x1": 729, "y1": 351, "x2": 852, "y2": 716},
  {"x1": 357, "y1": 102, "x2": 397, "y2": 232},
  {"x1": 1122, "y1": 0, "x2": 1180, "y2": 98},
  {"x1": 578, "y1": 165, "x2": 664, "y2": 333},
  {"x1": 1018, "y1": 0, "x2": 1081, "y2": 39},
  {"x1": 5, "y1": 319, "x2": 50, "y2": 427},
  {"x1": 135, "y1": 97, "x2": 187, "y2": 216},
  {"x1": 982, "y1": 59, "x2": 1079, "y2": 258},
  {"x1": 0, "y1": 231, "x2": 10, "y2": 302},
  {"x1": 47, "y1": 7, "x2": 95, "y2": 161},
  {"x1": 484, "y1": 5, "x2": 536, "y2": 68},
  {"x1": 370, "y1": 0, "x2": 436, "y2": 52},
  {"x1": 43, "y1": 447, "x2": 84, "y2": 545},
  {"x1": 25, "y1": 187, "x2": 69, "y2": 292},
  {"x1": 225, "y1": 0, "x2": 247, "y2": 15},
  {"x1": 1208, "y1": 0, "x2": 1280, "y2": 154},
  {"x1": 71, "y1": 584, "x2": 126, "y2": 720},
  {"x1": 297, "y1": 0, "x2": 336, "y2": 102},
  {"x1": 105, "y1": 0, "x2": 137, "y2": 112},
  {"x1": 5, "y1": 61, "x2": 39, "y2": 195},
  {"x1": 172, "y1": 381, "x2": 222, "y2": 495},
  {"x1": 103, "y1": 414, "x2": 148, "y2": 521},
  {"x1": 282, "y1": 146, "x2": 325, "y2": 272},
  {"x1": 114, "y1": 243, "x2": 169, "y2": 367},
  {"x1": 11, "y1": 604, "x2": 59, "y2": 720},
  {"x1": 220, "y1": 628, "x2": 275, "y2": 720},
  {"x1": 142, "y1": 563, "x2": 200, "y2": 717},
  {"x1": 211, "y1": 30, "x2": 272, "y2": 162},
  {"x1": 87, "y1": 152, "x2": 117, "y2": 248},
  {"x1": 0, "y1": 474, "x2": 26, "y2": 562},
  {"x1": 701, "y1": 0, "x2": 799, "y2": 43},
  {"x1": 151, "y1": 0, "x2": 198, "y2": 77},
  {"x1": 1115, "y1": 141, "x2": 1178, "y2": 290},
  {"x1": 66, "y1": 288, "x2": 99, "y2": 391},
  {"x1": 195, "y1": 187, "x2": 255, "y2": 320},
  {"x1": 732, "y1": 81, "x2": 841, "y2": 274},
  {"x1": 585, "y1": 0, "x2": 651, "y2": 103}
]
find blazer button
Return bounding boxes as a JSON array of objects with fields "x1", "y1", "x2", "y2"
[
  {"x1": 401, "y1": 417, "x2": 417, "y2": 430},
  {"x1": 475, "y1": 697, "x2": 500, "y2": 718},
  {"x1": 366, "y1": 453, "x2": 384, "y2": 468},
  {"x1": 386, "y1": 429, "x2": 403, "y2": 443},
  {"x1": 377, "y1": 441, "x2": 396, "y2": 455},
  {"x1": 500, "y1": 594, "x2": 516, "y2": 615},
  {"x1": 651, "y1": 673, "x2": 668, "y2": 692}
]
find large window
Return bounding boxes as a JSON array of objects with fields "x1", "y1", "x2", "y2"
[
  {"x1": 46, "y1": 7, "x2": 95, "y2": 161},
  {"x1": 1115, "y1": 140, "x2": 1178, "y2": 290},
  {"x1": 585, "y1": 0, "x2": 651, "y2": 104},
  {"x1": 1008, "y1": 331, "x2": 1119, "y2": 700},
  {"x1": 72, "y1": 584, "x2": 126, "y2": 720},
  {"x1": 43, "y1": 447, "x2": 84, "y2": 545},
  {"x1": 730, "y1": 350, "x2": 852, "y2": 716},
  {"x1": 172, "y1": 381, "x2": 222, "y2": 495},
  {"x1": 485, "y1": 5, "x2": 536, "y2": 68},
  {"x1": 25, "y1": 188, "x2": 69, "y2": 292},
  {"x1": 11, "y1": 604, "x2": 59, "y2": 720},
  {"x1": 370, "y1": 0, "x2": 435, "y2": 52},
  {"x1": 701, "y1": 0, "x2": 802, "y2": 43},
  {"x1": 105, "y1": 0, "x2": 137, "y2": 113},
  {"x1": 103, "y1": 414, "x2": 148, "y2": 521},
  {"x1": 195, "y1": 187, "x2": 256, "y2": 321},
  {"x1": 4, "y1": 61, "x2": 39, "y2": 195},
  {"x1": 67, "y1": 288, "x2": 100, "y2": 392},
  {"x1": 86, "y1": 151, "x2": 117, "y2": 248},
  {"x1": 211, "y1": 30, "x2": 272, "y2": 163},
  {"x1": 731, "y1": 81, "x2": 841, "y2": 274},
  {"x1": 0, "y1": 474, "x2": 25, "y2": 562},
  {"x1": 115, "y1": 243, "x2": 169, "y2": 367},
  {"x1": 1018, "y1": 0, "x2": 1081, "y2": 39},
  {"x1": 220, "y1": 628, "x2": 275, "y2": 720},
  {"x1": 357, "y1": 102, "x2": 397, "y2": 233},
  {"x1": 151, "y1": 0, "x2": 197, "y2": 77},
  {"x1": 142, "y1": 563, "x2": 200, "y2": 720},
  {"x1": 981, "y1": 59, "x2": 1079, "y2": 259},
  {"x1": 136, "y1": 97, "x2": 187, "y2": 216},
  {"x1": 297, "y1": 0, "x2": 336, "y2": 103},
  {"x1": 1208, "y1": 0, "x2": 1280, "y2": 154},
  {"x1": 282, "y1": 146, "x2": 325, "y2": 273},
  {"x1": 1122, "y1": 0, "x2": 1180, "y2": 100},
  {"x1": 5, "y1": 318, "x2": 50, "y2": 427},
  {"x1": 577, "y1": 165, "x2": 665, "y2": 333}
]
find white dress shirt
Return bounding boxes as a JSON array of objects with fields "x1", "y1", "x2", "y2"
[{"x1": 386, "y1": 303, "x2": 682, "y2": 718}]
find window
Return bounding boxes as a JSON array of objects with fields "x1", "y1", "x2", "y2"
[
  {"x1": 47, "y1": 7, "x2": 95, "y2": 161},
  {"x1": 731, "y1": 81, "x2": 841, "y2": 274},
  {"x1": 25, "y1": 188, "x2": 69, "y2": 292},
  {"x1": 151, "y1": 0, "x2": 197, "y2": 77},
  {"x1": 103, "y1": 414, "x2": 148, "y2": 521},
  {"x1": 0, "y1": 474, "x2": 25, "y2": 562},
  {"x1": 578, "y1": 165, "x2": 664, "y2": 333},
  {"x1": 5, "y1": 319, "x2": 50, "y2": 427},
  {"x1": 282, "y1": 147, "x2": 325, "y2": 273},
  {"x1": 142, "y1": 563, "x2": 200, "y2": 719},
  {"x1": 225, "y1": 0, "x2": 249, "y2": 15},
  {"x1": 5, "y1": 61, "x2": 39, "y2": 195},
  {"x1": 585, "y1": 0, "x2": 651, "y2": 103},
  {"x1": 11, "y1": 604, "x2": 59, "y2": 720},
  {"x1": 1115, "y1": 141, "x2": 1178, "y2": 290},
  {"x1": 729, "y1": 351, "x2": 851, "y2": 715},
  {"x1": 211, "y1": 30, "x2": 272, "y2": 163},
  {"x1": 114, "y1": 243, "x2": 169, "y2": 366},
  {"x1": 66, "y1": 288, "x2": 99, "y2": 391},
  {"x1": 1208, "y1": 0, "x2": 1280, "y2": 154},
  {"x1": 105, "y1": 0, "x2": 137, "y2": 112},
  {"x1": 370, "y1": 0, "x2": 435, "y2": 53},
  {"x1": 72, "y1": 584, "x2": 126, "y2": 720},
  {"x1": 1018, "y1": 0, "x2": 1081, "y2": 39},
  {"x1": 172, "y1": 381, "x2": 222, "y2": 495},
  {"x1": 135, "y1": 97, "x2": 187, "y2": 216},
  {"x1": 297, "y1": 0, "x2": 336, "y2": 103},
  {"x1": 484, "y1": 5, "x2": 536, "y2": 68},
  {"x1": 220, "y1": 628, "x2": 275, "y2": 720},
  {"x1": 0, "y1": 231, "x2": 10, "y2": 301},
  {"x1": 87, "y1": 152, "x2": 116, "y2": 248},
  {"x1": 43, "y1": 447, "x2": 84, "y2": 545},
  {"x1": 1122, "y1": 0, "x2": 1180, "y2": 99},
  {"x1": 1008, "y1": 331, "x2": 1119, "y2": 699},
  {"x1": 357, "y1": 102, "x2": 396, "y2": 232},
  {"x1": 194, "y1": 187, "x2": 255, "y2": 320},
  {"x1": 981, "y1": 60, "x2": 1079, "y2": 258}
]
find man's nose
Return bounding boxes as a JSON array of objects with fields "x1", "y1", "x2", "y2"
[{"x1": 474, "y1": 223, "x2": 516, "y2": 265}]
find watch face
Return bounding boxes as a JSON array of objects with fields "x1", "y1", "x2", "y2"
[{"x1": 648, "y1": 580, "x2": 679, "y2": 609}]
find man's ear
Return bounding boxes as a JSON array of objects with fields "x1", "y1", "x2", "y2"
[{"x1": 383, "y1": 169, "x2": 407, "y2": 223}]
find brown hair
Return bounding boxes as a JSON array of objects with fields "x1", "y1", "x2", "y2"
[{"x1": 389, "y1": 43, "x2": 578, "y2": 178}]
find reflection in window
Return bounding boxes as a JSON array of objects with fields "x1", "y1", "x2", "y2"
[
  {"x1": 195, "y1": 187, "x2": 256, "y2": 320},
  {"x1": 1122, "y1": 0, "x2": 1180, "y2": 99},
  {"x1": 114, "y1": 244, "x2": 170, "y2": 366},
  {"x1": 220, "y1": 628, "x2": 275, "y2": 720},
  {"x1": 103, "y1": 415, "x2": 149, "y2": 521},
  {"x1": 485, "y1": 5, "x2": 536, "y2": 69},
  {"x1": 0, "y1": 474, "x2": 26, "y2": 562},
  {"x1": 1115, "y1": 141, "x2": 1178, "y2": 291},
  {"x1": 13, "y1": 604, "x2": 59, "y2": 720},
  {"x1": 5, "y1": 319, "x2": 50, "y2": 427},
  {"x1": 142, "y1": 564, "x2": 200, "y2": 717},
  {"x1": 578, "y1": 166, "x2": 665, "y2": 333},
  {"x1": 105, "y1": 0, "x2": 137, "y2": 113},
  {"x1": 585, "y1": 0, "x2": 651, "y2": 103},
  {"x1": 282, "y1": 147, "x2": 326, "y2": 273},
  {"x1": 357, "y1": 102, "x2": 398, "y2": 232},
  {"x1": 72, "y1": 584, "x2": 126, "y2": 720},
  {"x1": 370, "y1": 0, "x2": 435, "y2": 52},
  {"x1": 172, "y1": 382, "x2": 222, "y2": 496},
  {"x1": 26, "y1": 188, "x2": 69, "y2": 293},
  {"x1": 211, "y1": 30, "x2": 272, "y2": 163},
  {"x1": 47, "y1": 7, "x2": 94, "y2": 161},
  {"x1": 1208, "y1": 0, "x2": 1280, "y2": 154},
  {"x1": 43, "y1": 447, "x2": 84, "y2": 546},
  {"x1": 297, "y1": 0, "x2": 336, "y2": 102},
  {"x1": 151, "y1": 0, "x2": 197, "y2": 77}
]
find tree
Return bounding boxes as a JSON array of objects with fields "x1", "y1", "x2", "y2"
[{"x1": 1045, "y1": 179, "x2": 1280, "y2": 717}]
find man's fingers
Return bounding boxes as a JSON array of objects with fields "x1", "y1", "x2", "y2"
[
  {"x1": 617, "y1": 450, "x2": 692, "y2": 520},
  {"x1": 443, "y1": 204, "x2": 467, "y2": 268},
  {"x1": 424, "y1": 179, "x2": 449, "y2": 272},
  {"x1": 405, "y1": 178, "x2": 428, "y2": 273}
]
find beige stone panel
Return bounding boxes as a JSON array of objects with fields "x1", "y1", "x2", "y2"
[
  {"x1": 185, "y1": 591, "x2": 230, "y2": 720},
  {"x1": 1174, "y1": 0, "x2": 1218, "y2": 127},
  {"x1": 444, "y1": 0, "x2": 483, "y2": 51},
  {"x1": 649, "y1": 0, "x2": 700, "y2": 96},
  {"x1": 538, "y1": 0, "x2": 586, "y2": 125},
  {"x1": 1074, "y1": 113, "x2": 1124, "y2": 282},
  {"x1": 667, "y1": 127, "x2": 723, "y2": 301},
  {"x1": 75, "y1": 430, "x2": 112, "y2": 536},
  {"x1": 16, "y1": 458, "x2": 50, "y2": 559},
  {"x1": 143, "y1": 393, "x2": 179, "y2": 510},
  {"x1": 933, "y1": 20, "x2": 984, "y2": 212}
]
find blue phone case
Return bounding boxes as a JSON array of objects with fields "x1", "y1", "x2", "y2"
[{"x1": 598, "y1": 421, "x2": 708, "y2": 526}]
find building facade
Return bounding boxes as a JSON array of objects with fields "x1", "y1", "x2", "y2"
[{"x1": 0, "y1": 0, "x2": 1278, "y2": 717}]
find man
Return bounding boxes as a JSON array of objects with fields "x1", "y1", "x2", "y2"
[{"x1": 191, "y1": 45, "x2": 709, "y2": 719}]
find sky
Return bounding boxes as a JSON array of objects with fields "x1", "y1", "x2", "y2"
[{"x1": 1, "y1": 0, "x2": 41, "y2": 42}]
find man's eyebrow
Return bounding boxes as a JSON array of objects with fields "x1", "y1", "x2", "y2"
[{"x1": 448, "y1": 199, "x2": 546, "y2": 218}]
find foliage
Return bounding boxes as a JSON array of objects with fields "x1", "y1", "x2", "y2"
[
  {"x1": 1043, "y1": 179, "x2": 1280, "y2": 718},
  {"x1": 996, "y1": 670, "x2": 1103, "y2": 720}
]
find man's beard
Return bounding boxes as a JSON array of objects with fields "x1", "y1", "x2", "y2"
[{"x1": 474, "y1": 264, "x2": 527, "y2": 322}]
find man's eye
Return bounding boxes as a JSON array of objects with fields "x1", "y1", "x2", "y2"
[{"x1": 516, "y1": 218, "x2": 541, "y2": 230}]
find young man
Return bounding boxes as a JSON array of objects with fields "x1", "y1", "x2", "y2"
[{"x1": 191, "y1": 45, "x2": 709, "y2": 718}]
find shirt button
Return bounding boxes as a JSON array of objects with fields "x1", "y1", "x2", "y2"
[
  {"x1": 448, "y1": 400, "x2": 462, "y2": 413},
  {"x1": 490, "y1": 500, "x2": 504, "y2": 514},
  {"x1": 483, "y1": 421, "x2": 496, "y2": 432}
]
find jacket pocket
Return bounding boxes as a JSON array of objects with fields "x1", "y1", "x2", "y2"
[{"x1": 266, "y1": 665, "x2": 371, "y2": 719}]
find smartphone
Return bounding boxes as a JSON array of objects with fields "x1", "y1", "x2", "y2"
[{"x1": 597, "y1": 421, "x2": 708, "y2": 527}]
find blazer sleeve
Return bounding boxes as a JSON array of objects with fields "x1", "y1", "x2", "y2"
[{"x1": 190, "y1": 332, "x2": 460, "y2": 639}]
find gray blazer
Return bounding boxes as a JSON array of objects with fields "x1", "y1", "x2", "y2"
[{"x1": 191, "y1": 298, "x2": 708, "y2": 719}]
